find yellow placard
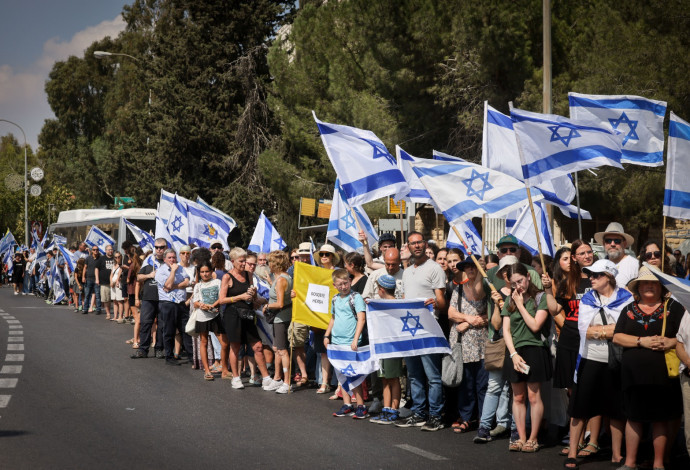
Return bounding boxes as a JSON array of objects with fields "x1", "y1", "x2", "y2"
[
  {"x1": 388, "y1": 197, "x2": 406, "y2": 214},
  {"x1": 291, "y1": 261, "x2": 338, "y2": 329},
  {"x1": 300, "y1": 197, "x2": 316, "y2": 217},
  {"x1": 317, "y1": 202, "x2": 332, "y2": 219}
]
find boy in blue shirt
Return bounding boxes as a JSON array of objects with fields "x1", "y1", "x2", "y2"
[{"x1": 324, "y1": 268, "x2": 368, "y2": 419}]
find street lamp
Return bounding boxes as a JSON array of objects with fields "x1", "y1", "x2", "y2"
[{"x1": 0, "y1": 119, "x2": 28, "y2": 246}]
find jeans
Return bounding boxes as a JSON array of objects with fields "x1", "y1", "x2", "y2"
[
  {"x1": 457, "y1": 360, "x2": 489, "y2": 422},
  {"x1": 209, "y1": 332, "x2": 221, "y2": 360},
  {"x1": 158, "y1": 301, "x2": 190, "y2": 359},
  {"x1": 83, "y1": 279, "x2": 101, "y2": 313},
  {"x1": 406, "y1": 353, "x2": 444, "y2": 418},
  {"x1": 479, "y1": 368, "x2": 512, "y2": 430}
]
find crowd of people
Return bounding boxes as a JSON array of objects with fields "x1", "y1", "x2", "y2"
[{"x1": 5, "y1": 222, "x2": 690, "y2": 470}]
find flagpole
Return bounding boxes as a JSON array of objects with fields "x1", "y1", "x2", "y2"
[
  {"x1": 524, "y1": 186, "x2": 548, "y2": 275},
  {"x1": 662, "y1": 216, "x2": 667, "y2": 272},
  {"x1": 574, "y1": 172, "x2": 583, "y2": 240},
  {"x1": 481, "y1": 214, "x2": 487, "y2": 256},
  {"x1": 288, "y1": 326, "x2": 295, "y2": 394},
  {"x1": 450, "y1": 225, "x2": 503, "y2": 308}
]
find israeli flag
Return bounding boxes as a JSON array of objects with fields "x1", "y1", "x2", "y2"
[
  {"x1": 124, "y1": 218, "x2": 155, "y2": 252},
  {"x1": 509, "y1": 202, "x2": 555, "y2": 257},
  {"x1": 483, "y1": 103, "x2": 590, "y2": 220},
  {"x1": 3, "y1": 249, "x2": 14, "y2": 276},
  {"x1": 187, "y1": 203, "x2": 232, "y2": 250},
  {"x1": 366, "y1": 299, "x2": 451, "y2": 359},
  {"x1": 196, "y1": 196, "x2": 237, "y2": 232},
  {"x1": 0, "y1": 230, "x2": 16, "y2": 255},
  {"x1": 56, "y1": 244, "x2": 77, "y2": 272},
  {"x1": 309, "y1": 237, "x2": 317, "y2": 266},
  {"x1": 166, "y1": 195, "x2": 189, "y2": 251},
  {"x1": 569, "y1": 92, "x2": 667, "y2": 167},
  {"x1": 30, "y1": 228, "x2": 40, "y2": 250},
  {"x1": 433, "y1": 150, "x2": 466, "y2": 162},
  {"x1": 313, "y1": 112, "x2": 410, "y2": 206},
  {"x1": 446, "y1": 219, "x2": 484, "y2": 256},
  {"x1": 255, "y1": 311, "x2": 275, "y2": 346},
  {"x1": 643, "y1": 262, "x2": 690, "y2": 312},
  {"x1": 52, "y1": 234, "x2": 67, "y2": 246},
  {"x1": 664, "y1": 112, "x2": 690, "y2": 220},
  {"x1": 158, "y1": 189, "x2": 176, "y2": 224},
  {"x1": 327, "y1": 179, "x2": 378, "y2": 254},
  {"x1": 396, "y1": 146, "x2": 435, "y2": 204},
  {"x1": 410, "y1": 158, "x2": 542, "y2": 225},
  {"x1": 510, "y1": 107, "x2": 624, "y2": 187},
  {"x1": 84, "y1": 226, "x2": 115, "y2": 255},
  {"x1": 51, "y1": 262, "x2": 65, "y2": 304},
  {"x1": 247, "y1": 211, "x2": 286, "y2": 254},
  {"x1": 327, "y1": 344, "x2": 378, "y2": 393},
  {"x1": 154, "y1": 210, "x2": 173, "y2": 250}
]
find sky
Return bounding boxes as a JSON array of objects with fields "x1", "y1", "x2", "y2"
[{"x1": 0, "y1": 0, "x2": 127, "y2": 150}]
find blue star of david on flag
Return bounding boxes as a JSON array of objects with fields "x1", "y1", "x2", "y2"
[
  {"x1": 609, "y1": 112, "x2": 639, "y2": 146},
  {"x1": 340, "y1": 364, "x2": 356, "y2": 376},
  {"x1": 96, "y1": 238, "x2": 104, "y2": 246},
  {"x1": 360, "y1": 137, "x2": 396, "y2": 166},
  {"x1": 274, "y1": 236, "x2": 286, "y2": 250},
  {"x1": 340, "y1": 209, "x2": 356, "y2": 230},
  {"x1": 462, "y1": 169, "x2": 494, "y2": 201},
  {"x1": 202, "y1": 224, "x2": 218, "y2": 239},
  {"x1": 171, "y1": 215, "x2": 184, "y2": 233},
  {"x1": 401, "y1": 310, "x2": 424, "y2": 337},
  {"x1": 548, "y1": 125, "x2": 581, "y2": 147}
]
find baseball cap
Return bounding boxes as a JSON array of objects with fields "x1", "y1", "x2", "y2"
[{"x1": 582, "y1": 259, "x2": 618, "y2": 278}]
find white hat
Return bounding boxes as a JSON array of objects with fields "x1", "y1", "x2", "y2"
[
  {"x1": 297, "y1": 242, "x2": 311, "y2": 255},
  {"x1": 582, "y1": 259, "x2": 618, "y2": 278},
  {"x1": 594, "y1": 222, "x2": 634, "y2": 247},
  {"x1": 497, "y1": 255, "x2": 519, "y2": 275},
  {"x1": 317, "y1": 244, "x2": 340, "y2": 266}
]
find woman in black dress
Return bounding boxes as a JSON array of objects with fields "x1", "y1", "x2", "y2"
[{"x1": 12, "y1": 252, "x2": 25, "y2": 295}]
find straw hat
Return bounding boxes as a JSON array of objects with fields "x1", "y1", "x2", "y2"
[
  {"x1": 594, "y1": 222, "x2": 634, "y2": 247},
  {"x1": 317, "y1": 244, "x2": 340, "y2": 266},
  {"x1": 627, "y1": 266, "x2": 660, "y2": 293}
]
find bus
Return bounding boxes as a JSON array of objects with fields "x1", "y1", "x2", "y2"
[{"x1": 48, "y1": 208, "x2": 156, "y2": 252}]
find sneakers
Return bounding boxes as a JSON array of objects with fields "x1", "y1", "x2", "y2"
[
  {"x1": 370, "y1": 408, "x2": 389, "y2": 424},
  {"x1": 395, "y1": 414, "x2": 427, "y2": 428},
  {"x1": 352, "y1": 405, "x2": 369, "y2": 419},
  {"x1": 333, "y1": 405, "x2": 354, "y2": 417},
  {"x1": 248, "y1": 376, "x2": 262, "y2": 387},
  {"x1": 421, "y1": 415, "x2": 443, "y2": 432},
  {"x1": 155, "y1": 350, "x2": 165, "y2": 359},
  {"x1": 474, "y1": 427, "x2": 493, "y2": 443},
  {"x1": 275, "y1": 382, "x2": 290, "y2": 394},
  {"x1": 379, "y1": 408, "x2": 400, "y2": 425},
  {"x1": 231, "y1": 376, "x2": 245, "y2": 389},
  {"x1": 261, "y1": 376, "x2": 273, "y2": 389},
  {"x1": 490, "y1": 425, "x2": 508, "y2": 438},
  {"x1": 130, "y1": 350, "x2": 147, "y2": 359},
  {"x1": 263, "y1": 379, "x2": 283, "y2": 391}
]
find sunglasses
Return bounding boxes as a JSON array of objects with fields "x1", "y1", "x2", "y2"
[
  {"x1": 319, "y1": 253, "x2": 332, "y2": 257},
  {"x1": 588, "y1": 272, "x2": 604, "y2": 280},
  {"x1": 499, "y1": 247, "x2": 518, "y2": 254},
  {"x1": 644, "y1": 251, "x2": 662, "y2": 260},
  {"x1": 291, "y1": 256, "x2": 299, "y2": 260},
  {"x1": 154, "y1": 246, "x2": 167, "y2": 250},
  {"x1": 604, "y1": 238, "x2": 623, "y2": 245},
  {"x1": 246, "y1": 262, "x2": 256, "y2": 267}
]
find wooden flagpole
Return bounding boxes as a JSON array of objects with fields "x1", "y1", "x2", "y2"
[
  {"x1": 481, "y1": 214, "x2": 487, "y2": 256},
  {"x1": 451, "y1": 225, "x2": 503, "y2": 309}
]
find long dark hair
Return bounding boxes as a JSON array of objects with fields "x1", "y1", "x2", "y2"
[
  {"x1": 637, "y1": 240, "x2": 673, "y2": 275},
  {"x1": 506, "y1": 263, "x2": 540, "y2": 313},
  {"x1": 551, "y1": 246, "x2": 571, "y2": 291},
  {"x1": 560, "y1": 240, "x2": 591, "y2": 299}
]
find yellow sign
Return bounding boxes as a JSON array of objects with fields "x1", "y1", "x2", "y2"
[
  {"x1": 317, "y1": 202, "x2": 332, "y2": 219},
  {"x1": 388, "y1": 197, "x2": 406, "y2": 215},
  {"x1": 300, "y1": 197, "x2": 316, "y2": 217},
  {"x1": 291, "y1": 262, "x2": 338, "y2": 330}
]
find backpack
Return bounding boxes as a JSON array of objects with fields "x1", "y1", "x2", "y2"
[{"x1": 332, "y1": 291, "x2": 369, "y2": 346}]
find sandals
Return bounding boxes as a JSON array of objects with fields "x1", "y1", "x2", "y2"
[
  {"x1": 522, "y1": 440, "x2": 540, "y2": 453},
  {"x1": 126, "y1": 339, "x2": 134, "y2": 344},
  {"x1": 210, "y1": 364, "x2": 222, "y2": 374},
  {"x1": 509, "y1": 439, "x2": 524, "y2": 452},
  {"x1": 293, "y1": 376, "x2": 309, "y2": 388},
  {"x1": 453, "y1": 421, "x2": 471, "y2": 433},
  {"x1": 563, "y1": 457, "x2": 579, "y2": 469},
  {"x1": 131, "y1": 342, "x2": 139, "y2": 349},
  {"x1": 577, "y1": 443, "x2": 600, "y2": 457},
  {"x1": 316, "y1": 384, "x2": 331, "y2": 394},
  {"x1": 204, "y1": 372, "x2": 214, "y2": 381},
  {"x1": 560, "y1": 443, "x2": 585, "y2": 456}
]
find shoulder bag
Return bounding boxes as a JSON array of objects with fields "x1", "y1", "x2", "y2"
[
  {"x1": 442, "y1": 289, "x2": 463, "y2": 386},
  {"x1": 662, "y1": 299, "x2": 680, "y2": 378}
]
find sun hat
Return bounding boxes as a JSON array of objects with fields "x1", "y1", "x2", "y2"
[
  {"x1": 297, "y1": 242, "x2": 312, "y2": 255},
  {"x1": 496, "y1": 255, "x2": 519, "y2": 275},
  {"x1": 377, "y1": 274, "x2": 397, "y2": 290},
  {"x1": 627, "y1": 265, "x2": 661, "y2": 293},
  {"x1": 496, "y1": 234, "x2": 519, "y2": 248},
  {"x1": 317, "y1": 244, "x2": 340, "y2": 266},
  {"x1": 582, "y1": 259, "x2": 618, "y2": 278},
  {"x1": 593, "y1": 222, "x2": 634, "y2": 247},
  {"x1": 179, "y1": 245, "x2": 191, "y2": 253}
]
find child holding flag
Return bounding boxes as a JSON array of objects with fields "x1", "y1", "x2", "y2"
[{"x1": 324, "y1": 268, "x2": 368, "y2": 419}]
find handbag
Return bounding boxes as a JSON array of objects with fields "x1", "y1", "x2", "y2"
[
  {"x1": 599, "y1": 308, "x2": 623, "y2": 371},
  {"x1": 238, "y1": 308, "x2": 256, "y2": 321},
  {"x1": 661, "y1": 300, "x2": 680, "y2": 378},
  {"x1": 442, "y1": 342, "x2": 464, "y2": 387},
  {"x1": 484, "y1": 337, "x2": 506, "y2": 371},
  {"x1": 185, "y1": 309, "x2": 198, "y2": 336}
]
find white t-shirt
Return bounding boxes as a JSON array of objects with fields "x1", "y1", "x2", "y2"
[
  {"x1": 192, "y1": 279, "x2": 222, "y2": 322},
  {"x1": 613, "y1": 255, "x2": 639, "y2": 289},
  {"x1": 361, "y1": 267, "x2": 404, "y2": 300},
  {"x1": 676, "y1": 311, "x2": 690, "y2": 374},
  {"x1": 583, "y1": 294, "x2": 614, "y2": 362},
  {"x1": 182, "y1": 264, "x2": 196, "y2": 294},
  {"x1": 402, "y1": 258, "x2": 446, "y2": 318}
]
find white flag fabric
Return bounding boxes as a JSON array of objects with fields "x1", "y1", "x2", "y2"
[
  {"x1": 396, "y1": 146, "x2": 435, "y2": 204},
  {"x1": 446, "y1": 220, "x2": 484, "y2": 256},
  {"x1": 327, "y1": 344, "x2": 378, "y2": 392},
  {"x1": 56, "y1": 244, "x2": 77, "y2": 272},
  {"x1": 124, "y1": 218, "x2": 155, "y2": 252},
  {"x1": 644, "y1": 262, "x2": 690, "y2": 312},
  {"x1": 433, "y1": 150, "x2": 465, "y2": 162},
  {"x1": 84, "y1": 226, "x2": 115, "y2": 255},
  {"x1": 196, "y1": 196, "x2": 237, "y2": 232},
  {"x1": 510, "y1": 107, "x2": 623, "y2": 186},
  {"x1": 166, "y1": 195, "x2": 189, "y2": 251},
  {"x1": 313, "y1": 112, "x2": 410, "y2": 206},
  {"x1": 327, "y1": 179, "x2": 378, "y2": 254},
  {"x1": 154, "y1": 212, "x2": 173, "y2": 250},
  {"x1": 410, "y1": 158, "x2": 542, "y2": 225},
  {"x1": 509, "y1": 202, "x2": 555, "y2": 257},
  {"x1": 366, "y1": 299, "x2": 451, "y2": 360},
  {"x1": 255, "y1": 311, "x2": 275, "y2": 347},
  {"x1": 247, "y1": 211, "x2": 286, "y2": 254},
  {"x1": 187, "y1": 203, "x2": 232, "y2": 250},
  {"x1": 483, "y1": 103, "x2": 590, "y2": 220},
  {"x1": 3, "y1": 249, "x2": 14, "y2": 276},
  {"x1": 0, "y1": 230, "x2": 17, "y2": 256},
  {"x1": 159, "y1": 189, "x2": 176, "y2": 224},
  {"x1": 664, "y1": 112, "x2": 690, "y2": 220},
  {"x1": 51, "y1": 262, "x2": 66, "y2": 304},
  {"x1": 569, "y1": 92, "x2": 667, "y2": 167}
]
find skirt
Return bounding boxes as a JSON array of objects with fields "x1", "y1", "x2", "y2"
[
  {"x1": 569, "y1": 358, "x2": 624, "y2": 420},
  {"x1": 624, "y1": 380, "x2": 683, "y2": 423},
  {"x1": 503, "y1": 345, "x2": 553, "y2": 384},
  {"x1": 195, "y1": 315, "x2": 224, "y2": 335},
  {"x1": 553, "y1": 346, "x2": 578, "y2": 389}
]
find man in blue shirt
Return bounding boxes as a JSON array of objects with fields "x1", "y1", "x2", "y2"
[{"x1": 155, "y1": 249, "x2": 190, "y2": 365}]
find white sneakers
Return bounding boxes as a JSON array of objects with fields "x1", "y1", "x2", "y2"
[
  {"x1": 263, "y1": 379, "x2": 283, "y2": 391},
  {"x1": 275, "y1": 382, "x2": 290, "y2": 394},
  {"x1": 231, "y1": 376, "x2": 244, "y2": 389}
]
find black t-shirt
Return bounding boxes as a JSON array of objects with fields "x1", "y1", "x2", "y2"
[
  {"x1": 120, "y1": 254, "x2": 130, "y2": 285},
  {"x1": 139, "y1": 265, "x2": 159, "y2": 301},
  {"x1": 556, "y1": 277, "x2": 592, "y2": 351},
  {"x1": 85, "y1": 256, "x2": 100, "y2": 280},
  {"x1": 98, "y1": 255, "x2": 115, "y2": 285},
  {"x1": 351, "y1": 275, "x2": 368, "y2": 295}
]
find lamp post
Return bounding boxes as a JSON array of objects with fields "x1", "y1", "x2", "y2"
[{"x1": 0, "y1": 119, "x2": 28, "y2": 246}]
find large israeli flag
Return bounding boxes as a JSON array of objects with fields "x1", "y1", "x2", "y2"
[
  {"x1": 327, "y1": 179, "x2": 378, "y2": 254},
  {"x1": 187, "y1": 203, "x2": 232, "y2": 250},
  {"x1": 154, "y1": 211, "x2": 173, "y2": 250},
  {"x1": 483, "y1": 103, "x2": 589, "y2": 219},
  {"x1": 51, "y1": 261, "x2": 66, "y2": 304},
  {"x1": 158, "y1": 189, "x2": 176, "y2": 224},
  {"x1": 196, "y1": 196, "x2": 237, "y2": 232},
  {"x1": 366, "y1": 299, "x2": 451, "y2": 359},
  {"x1": 433, "y1": 150, "x2": 465, "y2": 162},
  {"x1": 123, "y1": 218, "x2": 155, "y2": 252},
  {"x1": 664, "y1": 112, "x2": 690, "y2": 220},
  {"x1": 509, "y1": 202, "x2": 555, "y2": 257},
  {"x1": 0, "y1": 230, "x2": 17, "y2": 255},
  {"x1": 3, "y1": 249, "x2": 13, "y2": 276},
  {"x1": 313, "y1": 112, "x2": 410, "y2": 206},
  {"x1": 327, "y1": 344, "x2": 378, "y2": 393},
  {"x1": 56, "y1": 244, "x2": 77, "y2": 272},
  {"x1": 569, "y1": 92, "x2": 667, "y2": 167},
  {"x1": 84, "y1": 226, "x2": 115, "y2": 255},
  {"x1": 247, "y1": 211, "x2": 286, "y2": 254},
  {"x1": 396, "y1": 146, "x2": 435, "y2": 204},
  {"x1": 511, "y1": 108, "x2": 623, "y2": 186},
  {"x1": 446, "y1": 219, "x2": 484, "y2": 256},
  {"x1": 410, "y1": 158, "x2": 542, "y2": 225},
  {"x1": 166, "y1": 195, "x2": 189, "y2": 251}
]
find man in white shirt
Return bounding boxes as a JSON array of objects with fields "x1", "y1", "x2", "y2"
[
  {"x1": 155, "y1": 249, "x2": 190, "y2": 365},
  {"x1": 362, "y1": 248, "x2": 404, "y2": 300},
  {"x1": 594, "y1": 222, "x2": 638, "y2": 289}
]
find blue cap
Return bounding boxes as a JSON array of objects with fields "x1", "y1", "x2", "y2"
[{"x1": 377, "y1": 274, "x2": 396, "y2": 290}]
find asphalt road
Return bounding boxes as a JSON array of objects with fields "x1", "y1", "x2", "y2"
[{"x1": 0, "y1": 287, "x2": 682, "y2": 469}]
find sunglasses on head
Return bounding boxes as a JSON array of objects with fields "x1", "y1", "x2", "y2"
[
  {"x1": 499, "y1": 247, "x2": 518, "y2": 254},
  {"x1": 604, "y1": 238, "x2": 623, "y2": 245},
  {"x1": 644, "y1": 251, "x2": 662, "y2": 260}
]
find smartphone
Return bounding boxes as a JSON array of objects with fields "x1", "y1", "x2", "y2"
[{"x1": 521, "y1": 364, "x2": 530, "y2": 375}]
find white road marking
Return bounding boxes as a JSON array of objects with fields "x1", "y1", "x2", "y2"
[
  {"x1": 8, "y1": 337, "x2": 23, "y2": 342},
  {"x1": 7, "y1": 344, "x2": 24, "y2": 351},
  {"x1": 0, "y1": 395, "x2": 11, "y2": 407},
  {"x1": 394, "y1": 444, "x2": 448, "y2": 461},
  {"x1": 0, "y1": 365, "x2": 22, "y2": 374},
  {"x1": 5, "y1": 354, "x2": 24, "y2": 361},
  {"x1": 9, "y1": 325, "x2": 22, "y2": 329},
  {"x1": 0, "y1": 379, "x2": 18, "y2": 388},
  {"x1": 6, "y1": 320, "x2": 20, "y2": 324},
  {"x1": 8, "y1": 330, "x2": 23, "y2": 335},
  {"x1": 4, "y1": 316, "x2": 16, "y2": 320}
]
